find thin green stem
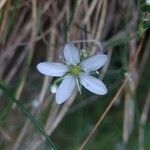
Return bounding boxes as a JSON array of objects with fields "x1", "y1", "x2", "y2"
[
  {"x1": 1, "y1": 0, "x2": 19, "y2": 43},
  {"x1": 0, "y1": 81, "x2": 57, "y2": 150}
]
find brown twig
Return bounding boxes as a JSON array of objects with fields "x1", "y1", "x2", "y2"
[{"x1": 79, "y1": 79, "x2": 128, "y2": 150}]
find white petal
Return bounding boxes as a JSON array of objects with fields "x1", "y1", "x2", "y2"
[
  {"x1": 37, "y1": 62, "x2": 68, "y2": 77},
  {"x1": 56, "y1": 76, "x2": 76, "y2": 104},
  {"x1": 80, "y1": 54, "x2": 108, "y2": 72},
  {"x1": 64, "y1": 43, "x2": 80, "y2": 65},
  {"x1": 79, "y1": 73, "x2": 107, "y2": 95}
]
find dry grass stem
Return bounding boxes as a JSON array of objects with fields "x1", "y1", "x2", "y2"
[{"x1": 79, "y1": 79, "x2": 128, "y2": 150}]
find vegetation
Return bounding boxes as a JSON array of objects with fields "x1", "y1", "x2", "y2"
[{"x1": 0, "y1": 0, "x2": 150, "y2": 149}]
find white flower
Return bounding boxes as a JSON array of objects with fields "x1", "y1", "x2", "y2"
[{"x1": 37, "y1": 43, "x2": 108, "y2": 104}]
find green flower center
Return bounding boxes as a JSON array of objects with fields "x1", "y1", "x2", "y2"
[{"x1": 70, "y1": 65, "x2": 81, "y2": 76}]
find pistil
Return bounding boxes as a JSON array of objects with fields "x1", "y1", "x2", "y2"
[{"x1": 70, "y1": 65, "x2": 81, "y2": 76}]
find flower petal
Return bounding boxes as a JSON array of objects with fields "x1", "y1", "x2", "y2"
[
  {"x1": 37, "y1": 62, "x2": 68, "y2": 77},
  {"x1": 56, "y1": 76, "x2": 76, "y2": 104},
  {"x1": 64, "y1": 43, "x2": 80, "y2": 65},
  {"x1": 80, "y1": 54, "x2": 108, "y2": 72},
  {"x1": 79, "y1": 73, "x2": 107, "y2": 95}
]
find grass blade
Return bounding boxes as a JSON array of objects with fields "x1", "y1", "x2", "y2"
[{"x1": 0, "y1": 81, "x2": 57, "y2": 150}]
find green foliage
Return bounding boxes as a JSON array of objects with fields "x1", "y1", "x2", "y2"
[{"x1": 137, "y1": 1, "x2": 150, "y2": 38}]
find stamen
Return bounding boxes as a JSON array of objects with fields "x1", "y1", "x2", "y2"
[{"x1": 70, "y1": 65, "x2": 81, "y2": 76}]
